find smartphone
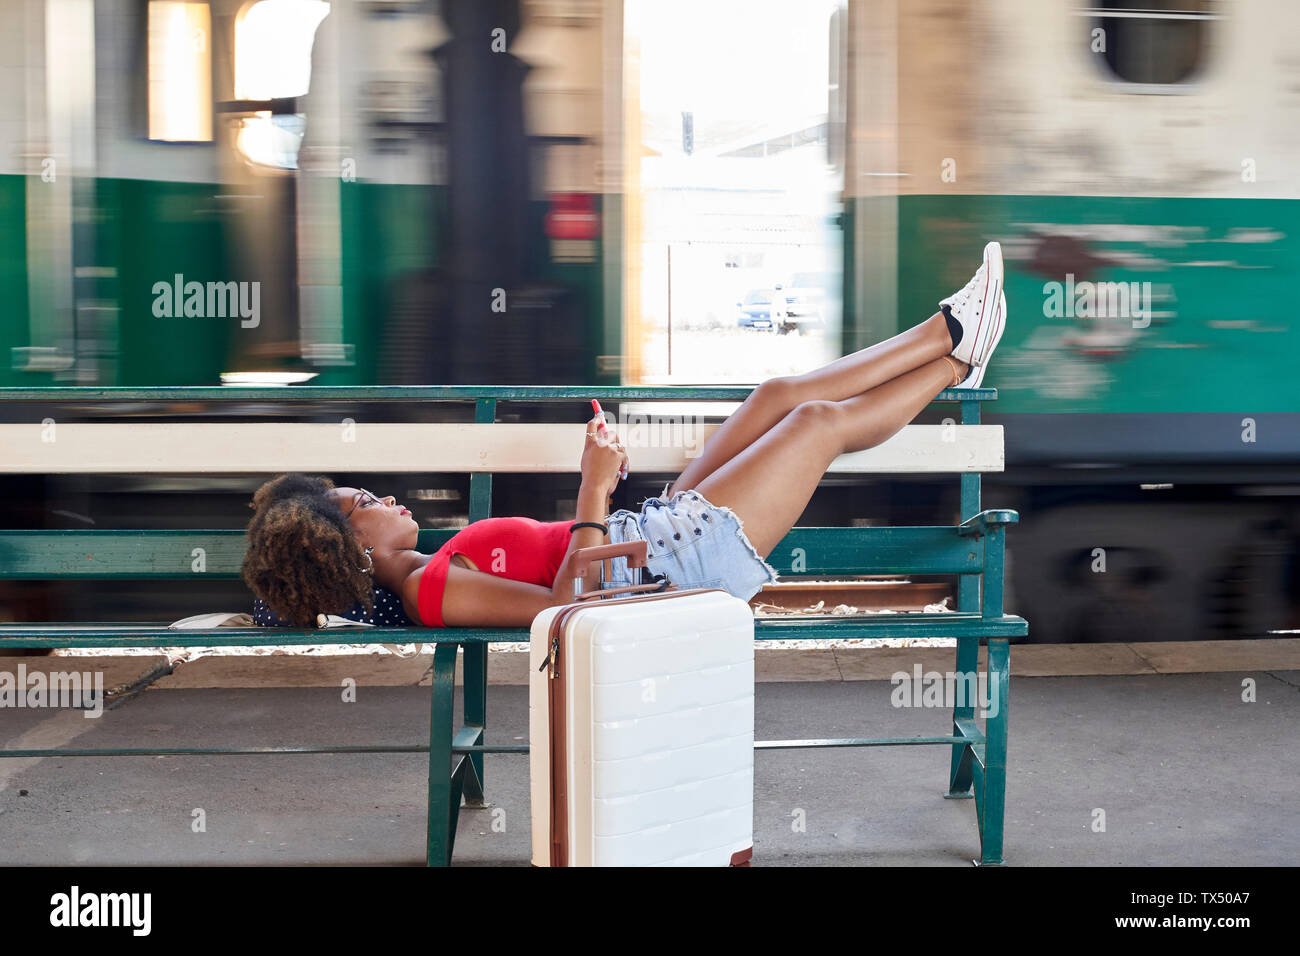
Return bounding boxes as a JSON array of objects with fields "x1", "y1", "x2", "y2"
[{"x1": 591, "y1": 399, "x2": 628, "y2": 480}]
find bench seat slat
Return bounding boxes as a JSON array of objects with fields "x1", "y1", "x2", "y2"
[{"x1": 0, "y1": 614, "x2": 1028, "y2": 647}]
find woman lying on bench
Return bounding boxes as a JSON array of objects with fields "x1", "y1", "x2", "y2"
[{"x1": 242, "y1": 243, "x2": 1006, "y2": 629}]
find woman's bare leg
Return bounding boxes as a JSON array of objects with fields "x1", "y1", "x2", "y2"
[
  {"x1": 666, "y1": 312, "x2": 954, "y2": 496},
  {"x1": 692, "y1": 356, "x2": 957, "y2": 559}
]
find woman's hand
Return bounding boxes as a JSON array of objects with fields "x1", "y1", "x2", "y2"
[
  {"x1": 580, "y1": 415, "x2": 627, "y2": 497},
  {"x1": 603, "y1": 418, "x2": 630, "y2": 481}
]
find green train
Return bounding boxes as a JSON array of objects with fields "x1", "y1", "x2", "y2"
[{"x1": 0, "y1": 0, "x2": 1295, "y2": 641}]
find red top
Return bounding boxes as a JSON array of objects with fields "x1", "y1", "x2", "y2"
[{"x1": 417, "y1": 517, "x2": 573, "y2": 627}]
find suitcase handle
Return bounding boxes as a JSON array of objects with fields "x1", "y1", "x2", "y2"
[
  {"x1": 568, "y1": 540, "x2": 648, "y2": 579},
  {"x1": 567, "y1": 539, "x2": 671, "y2": 601}
]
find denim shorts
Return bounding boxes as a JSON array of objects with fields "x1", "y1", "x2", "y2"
[{"x1": 600, "y1": 482, "x2": 780, "y2": 602}]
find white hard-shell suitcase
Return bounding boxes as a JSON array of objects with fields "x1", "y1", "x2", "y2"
[{"x1": 530, "y1": 539, "x2": 755, "y2": 867}]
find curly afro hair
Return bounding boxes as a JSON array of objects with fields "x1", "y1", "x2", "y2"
[{"x1": 241, "y1": 473, "x2": 375, "y2": 628}]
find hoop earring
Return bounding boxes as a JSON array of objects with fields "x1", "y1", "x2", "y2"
[{"x1": 358, "y1": 546, "x2": 375, "y2": 574}]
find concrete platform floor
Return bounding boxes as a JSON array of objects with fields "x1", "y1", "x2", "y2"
[{"x1": 1, "y1": 669, "x2": 1296, "y2": 866}]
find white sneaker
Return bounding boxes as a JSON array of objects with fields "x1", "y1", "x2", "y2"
[
  {"x1": 940, "y1": 241, "x2": 1004, "y2": 368},
  {"x1": 953, "y1": 291, "x2": 1006, "y2": 388}
]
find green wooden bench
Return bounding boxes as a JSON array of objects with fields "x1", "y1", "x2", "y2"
[{"x1": 0, "y1": 385, "x2": 1026, "y2": 865}]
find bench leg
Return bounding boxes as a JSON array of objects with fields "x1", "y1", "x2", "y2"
[
  {"x1": 426, "y1": 643, "x2": 465, "y2": 866},
  {"x1": 461, "y1": 642, "x2": 487, "y2": 807},
  {"x1": 945, "y1": 633, "x2": 979, "y2": 799},
  {"x1": 975, "y1": 638, "x2": 1010, "y2": 866}
]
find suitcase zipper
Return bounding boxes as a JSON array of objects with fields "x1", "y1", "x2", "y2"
[
  {"x1": 538, "y1": 635, "x2": 560, "y2": 678},
  {"x1": 549, "y1": 636, "x2": 566, "y2": 866}
]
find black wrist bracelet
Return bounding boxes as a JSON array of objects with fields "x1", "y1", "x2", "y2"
[{"x1": 569, "y1": 521, "x2": 609, "y2": 535}]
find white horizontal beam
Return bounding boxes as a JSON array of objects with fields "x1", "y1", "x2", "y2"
[{"x1": 0, "y1": 423, "x2": 1004, "y2": 474}]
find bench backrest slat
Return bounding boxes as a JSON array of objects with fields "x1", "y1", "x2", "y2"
[
  {"x1": 0, "y1": 423, "x2": 1003, "y2": 474},
  {"x1": 0, "y1": 385, "x2": 1000, "y2": 402},
  {"x1": 0, "y1": 527, "x2": 982, "y2": 578}
]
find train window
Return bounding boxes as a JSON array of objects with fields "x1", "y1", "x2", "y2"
[
  {"x1": 233, "y1": 0, "x2": 331, "y2": 168},
  {"x1": 1085, "y1": 1, "x2": 1217, "y2": 86},
  {"x1": 234, "y1": 0, "x2": 330, "y2": 100},
  {"x1": 146, "y1": 1, "x2": 214, "y2": 142}
]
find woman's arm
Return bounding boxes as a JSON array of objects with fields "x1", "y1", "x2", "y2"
[
  {"x1": 548, "y1": 479, "x2": 614, "y2": 603},
  {"x1": 399, "y1": 560, "x2": 556, "y2": 628},
  {"x1": 548, "y1": 415, "x2": 627, "y2": 601}
]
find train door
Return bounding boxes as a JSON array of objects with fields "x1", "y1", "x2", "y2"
[{"x1": 219, "y1": 0, "x2": 334, "y2": 381}]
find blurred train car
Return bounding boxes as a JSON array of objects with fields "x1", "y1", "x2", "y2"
[
  {"x1": 846, "y1": 0, "x2": 1300, "y2": 641},
  {"x1": 0, "y1": 0, "x2": 601, "y2": 386},
  {"x1": 0, "y1": 0, "x2": 1296, "y2": 640}
]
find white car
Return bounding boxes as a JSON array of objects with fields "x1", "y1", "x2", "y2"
[{"x1": 773, "y1": 273, "x2": 826, "y2": 334}]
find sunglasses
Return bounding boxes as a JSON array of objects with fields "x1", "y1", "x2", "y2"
[{"x1": 344, "y1": 489, "x2": 385, "y2": 519}]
